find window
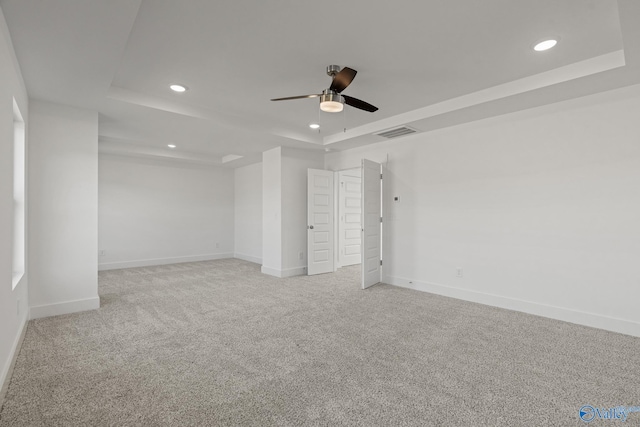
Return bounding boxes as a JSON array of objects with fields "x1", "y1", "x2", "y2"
[{"x1": 12, "y1": 98, "x2": 25, "y2": 289}]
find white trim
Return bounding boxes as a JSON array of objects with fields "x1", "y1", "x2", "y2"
[
  {"x1": 0, "y1": 312, "x2": 28, "y2": 405},
  {"x1": 98, "y1": 253, "x2": 233, "y2": 271},
  {"x1": 333, "y1": 170, "x2": 340, "y2": 272},
  {"x1": 11, "y1": 272, "x2": 24, "y2": 290},
  {"x1": 385, "y1": 275, "x2": 640, "y2": 338},
  {"x1": 261, "y1": 265, "x2": 279, "y2": 276},
  {"x1": 29, "y1": 297, "x2": 100, "y2": 320},
  {"x1": 233, "y1": 253, "x2": 262, "y2": 265},
  {"x1": 281, "y1": 266, "x2": 306, "y2": 277},
  {"x1": 261, "y1": 265, "x2": 306, "y2": 278}
]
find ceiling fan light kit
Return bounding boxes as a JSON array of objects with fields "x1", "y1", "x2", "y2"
[
  {"x1": 319, "y1": 89, "x2": 344, "y2": 112},
  {"x1": 271, "y1": 65, "x2": 378, "y2": 113}
]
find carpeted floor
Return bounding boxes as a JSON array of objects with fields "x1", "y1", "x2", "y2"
[{"x1": 1, "y1": 258, "x2": 639, "y2": 426}]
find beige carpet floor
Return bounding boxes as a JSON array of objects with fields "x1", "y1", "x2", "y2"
[{"x1": 1, "y1": 258, "x2": 639, "y2": 426}]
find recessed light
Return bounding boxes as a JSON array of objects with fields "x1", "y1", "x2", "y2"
[
  {"x1": 309, "y1": 123, "x2": 320, "y2": 129},
  {"x1": 170, "y1": 84, "x2": 187, "y2": 93},
  {"x1": 167, "y1": 144, "x2": 176, "y2": 148},
  {"x1": 533, "y1": 39, "x2": 558, "y2": 52}
]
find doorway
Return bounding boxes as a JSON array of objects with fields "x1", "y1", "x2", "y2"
[{"x1": 307, "y1": 160, "x2": 382, "y2": 289}]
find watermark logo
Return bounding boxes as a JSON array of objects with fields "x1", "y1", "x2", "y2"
[
  {"x1": 579, "y1": 406, "x2": 596, "y2": 423},
  {"x1": 579, "y1": 405, "x2": 640, "y2": 423}
]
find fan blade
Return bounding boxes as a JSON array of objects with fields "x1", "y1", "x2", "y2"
[
  {"x1": 343, "y1": 95, "x2": 378, "y2": 112},
  {"x1": 329, "y1": 67, "x2": 357, "y2": 93},
  {"x1": 271, "y1": 94, "x2": 321, "y2": 101}
]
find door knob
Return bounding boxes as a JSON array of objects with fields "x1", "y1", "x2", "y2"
[{"x1": 309, "y1": 225, "x2": 314, "y2": 229}]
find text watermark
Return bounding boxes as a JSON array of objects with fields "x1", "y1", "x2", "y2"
[{"x1": 579, "y1": 405, "x2": 640, "y2": 423}]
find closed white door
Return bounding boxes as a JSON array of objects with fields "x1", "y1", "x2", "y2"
[
  {"x1": 361, "y1": 159, "x2": 381, "y2": 289},
  {"x1": 339, "y1": 173, "x2": 362, "y2": 267},
  {"x1": 307, "y1": 169, "x2": 334, "y2": 275}
]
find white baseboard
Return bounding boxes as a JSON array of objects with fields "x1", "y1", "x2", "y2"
[
  {"x1": 29, "y1": 296, "x2": 100, "y2": 320},
  {"x1": 385, "y1": 275, "x2": 640, "y2": 338},
  {"x1": 261, "y1": 266, "x2": 280, "y2": 277},
  {"x1": 98, "y1": 253, "x2": 234, "y2": 271},
  {"x1": 261, "y1": 265, "x2": 307, "y2": 278},
  {"x1": 281, "y1": 266, "x2": 306, "y2": 278},
  {"x1": 234, "y1": 253, "x2": 262, "y2": 265},
  {"x1": 1, "y1": 313, "x2": 29, "y2": 404}
]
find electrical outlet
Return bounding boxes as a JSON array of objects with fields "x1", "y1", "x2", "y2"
[
  {"x1": 216, "y1": 242, "x2": 220, "y2": 249},
  {"x1": 99, "y1": 250, "x2": 106, "y2": 257},
  {"x1": 298, "y1": 251, "x2": 304, "y2": 260},
  {"x1": 456, "y1": 267, "x2": 464, "y2": 278}
]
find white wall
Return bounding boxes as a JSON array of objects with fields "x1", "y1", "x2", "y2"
[
  {"x1": 28, "y1": 100, "x2": 99, "y2": 318},
  {"x1": 326, "y1": 84, "x2": 640, "y2": 337},
  {"x1": 261, "y1": 147, "x2": 324, "y2": 277},
  {"x1": 0, "y1": 5, "x2": 29, "y2": 397},
  {"x1": 261, "y1": 147, "x2": 282, "y2": 276},
  {"x1": 98, "y1": 154, "x2": 234, "y2": 269},
  {"x1": 234, "y1": 162, "x2": 262, "y2": 264},
  {"x1": 281, "y1": 148, "x2": 324, "y2": 273}
]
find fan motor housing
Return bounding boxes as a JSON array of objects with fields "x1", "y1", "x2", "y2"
[
  {"x1": 320, "y1": 89, "x2": 342, "y2": 104},
  {"x1": 319, "y1": 89, "x2": 343, "y2": 112}
]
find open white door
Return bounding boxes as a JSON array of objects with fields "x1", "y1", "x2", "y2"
[
  {"x1": 361, "y1": 159, "x2": 381, "y2": 289},
  {"x1": 307, "y1": 169, "x2": 334, "y2": 275},
  {"x1": 338, "y1": 171, "x2": 362, "y2": 267}
]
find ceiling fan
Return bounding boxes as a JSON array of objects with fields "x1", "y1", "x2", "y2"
[{"x1": 271, "y1": 65, "x2": 378, "y2": 113}]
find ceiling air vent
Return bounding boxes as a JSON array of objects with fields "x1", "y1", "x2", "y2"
[{"x1": 376, "y1": 126, "x2": 417, "y2": 139}]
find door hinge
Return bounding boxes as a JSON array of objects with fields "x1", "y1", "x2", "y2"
[
  {"x1": 380, "y1": 217, "x2": 383, "y2": 223},
  {"x1": 380, "y1": 260, "x2": 383, "y2": 266},
  {"x1": 380, "y1": 173, "x2": 383, "y2": 179}
]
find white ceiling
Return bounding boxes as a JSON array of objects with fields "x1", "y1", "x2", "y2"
[{"x1": 2, "y1": 0, "x2": 640, "y2": 167}]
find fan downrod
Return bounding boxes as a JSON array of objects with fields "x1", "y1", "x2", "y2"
[{"x1": 326, "y1": 65, "x2": 341, "y2": 77}]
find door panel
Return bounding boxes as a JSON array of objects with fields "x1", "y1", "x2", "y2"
[
  {"x1": 361, "y1": 159, "x2": 381, "y2": 289},
  {"x1": 339, "y1": 173, "x2": 362, "y2": 267},
  {"x1": 308, "y1": 169, "x2": 334, "y2": 275}
]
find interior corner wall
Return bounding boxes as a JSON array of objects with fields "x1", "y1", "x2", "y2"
[
  {"x1": 261, "y1": 147, "x2": 282, "y2": 276},
  {"x1": 98, "y1": 154, "x2": 234, "y2": 270},
  {"x1": 261, "y1": 147, "x2": 324, "y2": 277},
  {"x1": 281, "y1": 147, "x2": 324, "y2": 274},
  {"x1": 325, "y1": 83, "x2": 640, "y2": 338},
  {"x1": 234, "y1": 162, "x2": 262, "y2": 264},
  {"x1": 28, "y1": 100, "x2": 99, "y2": 319},
  {"x1": 0, "y1": 4, "x2": 29, "y2": 397}
]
